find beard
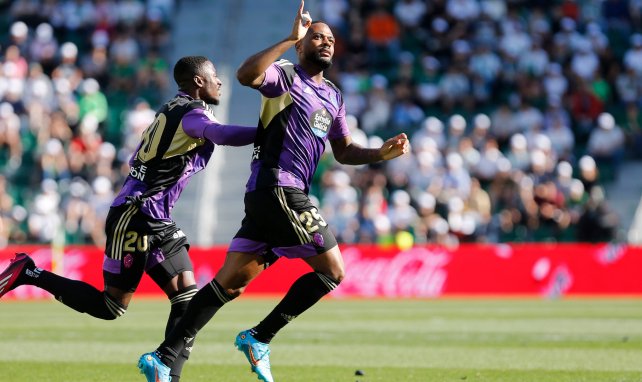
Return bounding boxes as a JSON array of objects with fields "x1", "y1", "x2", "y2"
[
  {"x1": 307, "y1": 50, "x2": 333, "y2": 70},
  {"x1": 204, "y1": 92, "x2": 220, "y2": 105}
]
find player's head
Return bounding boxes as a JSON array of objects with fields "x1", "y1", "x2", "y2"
[
  {"x1": 173, "y1": 56, "x2": 222, "y2": 105},
  {"x1": 295, "y1": 22, "x2": 334, "y2": 70}
]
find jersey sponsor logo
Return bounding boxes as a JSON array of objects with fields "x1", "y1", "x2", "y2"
[
  {"x1": 309, "y1": 108, "x2": 332, "y2": 138},
  {"x1": 129, "y1": 164, "x2": 148, "y2": 181}
]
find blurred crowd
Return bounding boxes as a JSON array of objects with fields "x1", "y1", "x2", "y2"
[
  {"x1": 316, "y1": 0, "x2": 633, "y2": 246},
  {"x1": 0, "y1": 0, "x2": 174, "y2": 247},
  {"x1": 0, "y1": 0, "x2": 633, "y2": 249}
]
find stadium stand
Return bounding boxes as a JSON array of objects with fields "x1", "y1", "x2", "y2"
[
  {"x1": 0, "y1": 0, "x2": 638, "y2": 248},
  {"x1": 316, "y1": 0, "x2": 636, "y2": 246},
  {"x1": 0, "y1": 0, "x2": 174, "y2": 247}
]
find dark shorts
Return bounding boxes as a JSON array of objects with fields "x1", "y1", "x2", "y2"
[
  {"x1": 102, "y1": 203, "x2": 192, "y2": 292},
  {"x1": 229, "y1": 187, "x2": 338, "y2": 259}
]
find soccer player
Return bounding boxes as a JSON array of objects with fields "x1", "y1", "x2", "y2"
[
  {"x1": 137, "y1": 1, "x2": 410, "y2": 381},
  {"x1": 0, "y1": 56, "x2": 257, "y2": 382}
]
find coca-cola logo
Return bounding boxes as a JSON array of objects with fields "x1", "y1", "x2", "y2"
[
  {"x1": 542, "y1": 264, "x2": 573, "y2": 298},
  {"x1": 595, "y1": 243, "x2": 625, "y2": 265},
  {"x1": 334, "y1": 247, "x2": 451, "y2": 298}
]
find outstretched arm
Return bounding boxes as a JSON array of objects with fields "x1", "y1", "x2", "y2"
[
  {"x1": 236, "y1": 0, "x2": 312, "y2": 88},
  {"x1": 330, "y1": 133, "x2": 410, "y2": 165},
  {"x1": 201, "y1": 123, "x2": 256, "y2": 146},
  {"x1": 182, "y1": 110, "x2": 256, "y2": 146}
]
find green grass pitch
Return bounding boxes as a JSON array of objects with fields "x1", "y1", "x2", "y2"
[{"x1": 1, "y1": 298, "x2": 641, "y2": 381}]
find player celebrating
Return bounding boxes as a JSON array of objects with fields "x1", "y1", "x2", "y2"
[
  {"x1": 0, "y1": 56, "x2": 257, "y2": 382},
  {"x1": 137, "y1": 1, "x2": 410, "y2": 381}
]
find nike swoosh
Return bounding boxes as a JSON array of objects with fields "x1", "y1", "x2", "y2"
[{"x1": 248, "y1": 347, "x2": 259, "y2": 366}]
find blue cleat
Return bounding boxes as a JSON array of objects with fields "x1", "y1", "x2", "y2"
[
  {"x1": 137, "y1": 352, "x2": 171, "y2": 382},
  {"x1": 235, "y1": 330, "x2": 274, "y2": 382}
]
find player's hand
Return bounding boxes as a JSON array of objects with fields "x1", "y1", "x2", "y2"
[
  {"x1": 379, "y1": 133, "x2": 411, "y2": 161},
  {"x1": 290, "y1": 0, "x2": 311, "y2": 41}
]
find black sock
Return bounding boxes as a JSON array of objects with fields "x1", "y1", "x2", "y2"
[
  {"x1": 157, "y1": 279, "x2": 234, "y2": 366},
  {"x1": 165, "y1": 286, "x2": 198, "y2": 381},
  {"x1": 252, "y1": 272, "x2": 338, "y2": 344},
  {"x1": 27, "y1": 269, "x2": 125, "y2": 320}
]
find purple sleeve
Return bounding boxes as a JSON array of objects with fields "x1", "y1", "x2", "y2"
[
  {"x1": 258, "y1": 63, "x2": 289, "y2": 98},
  {"x1": 182, "y1": 108, "x2": 256, "y2": 146},
  {"x1": 328, "y1": 101, "x2": 350, "y2": 140}
]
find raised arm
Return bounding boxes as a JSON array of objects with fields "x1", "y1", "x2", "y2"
[
  {"x1": 236, "y1": 0, "x2": 311, "y2": 88},
  {"x1": 330, "y1": 133, "x2": 410, "y2": 165}
]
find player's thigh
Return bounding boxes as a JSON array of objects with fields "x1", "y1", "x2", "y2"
[
  {"x1": 246, "y1": 187, "x2": 337, "y2": 251},
  {"x1": 146, "y1": 229, "x2": 196, "y2": 295},
  {"x1": 102, "y1": 204, "x2": 149, "y2": 295}
]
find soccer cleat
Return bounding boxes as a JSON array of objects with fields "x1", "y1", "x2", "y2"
[
  {"x1": 0, "y1": 253, "x2": 35, "y2": 298},
  {"x1": 137, "y1": 352, "x2": 171, "y2": 382},
  {"x1": 235, "y1": 330, "x2": 274, "y2": 382}
]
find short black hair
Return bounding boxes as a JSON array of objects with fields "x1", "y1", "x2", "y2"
[{"x1": 173, "y1": 56, "x2": 210, "y2": 89}]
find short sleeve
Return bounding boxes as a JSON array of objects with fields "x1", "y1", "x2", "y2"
[
  {"x1": 328, "y1": 102, "x2": 350, "y2": 140},
  {"x1": 258, "y1": 60, "x2": 295, "y2": 98}
]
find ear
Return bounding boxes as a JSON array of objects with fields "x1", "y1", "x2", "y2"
[{"x1": 193, "y1": 75, "x2": 204, "y2": 88}]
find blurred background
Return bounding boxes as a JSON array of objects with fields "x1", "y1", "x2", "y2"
[{"x1": 0, "y1": 0, "x2": 641, "y2": 250}]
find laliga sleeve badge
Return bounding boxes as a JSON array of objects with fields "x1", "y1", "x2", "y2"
[
  {"x1": 123, "y1": 254, "x2": 134, "y2": 269},
  {"x1": 313, "y1": 232, "x2": 324, "y2": 247}
]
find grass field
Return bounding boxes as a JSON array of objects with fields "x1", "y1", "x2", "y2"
[{"x1": 1, "y1": 298, "x2": 641, "y2": 382}]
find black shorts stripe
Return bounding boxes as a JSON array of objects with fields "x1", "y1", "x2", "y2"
[
  {"x1": 111, "y1": 204, "x2": 138, "y2": 260},
  {"x1": 275, "y1": 187, "x2": 310, "y2": 244}
]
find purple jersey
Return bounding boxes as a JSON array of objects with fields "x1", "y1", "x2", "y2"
[
  {"x1": 245, "y1": 60, "x2": 350, "y2": 193},
  {"x1": 113, "y1": 93, "x2": 255, "y2": 221}
]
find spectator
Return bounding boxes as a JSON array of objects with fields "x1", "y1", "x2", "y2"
[
  {"x1": 1, "y1": 0, "x2": 175, "y2": 247},
  {"x1": 586, "y1": 112, "x2": 625, "y2": 180},
  {"x1": 364, "y1": 5, "x2": 400, "y2": 70}
]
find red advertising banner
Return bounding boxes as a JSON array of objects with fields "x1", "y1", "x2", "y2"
[{"x1": 1, "y1": 244, "x2": 640, "y2": 299}]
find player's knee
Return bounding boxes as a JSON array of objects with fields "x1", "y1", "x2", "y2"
[
  {"x1": 217, "y1": 276, "x2": 252, "y2": 298},
  {"x1": 103, "y1": 292, "x2": 127, "y2": 320},
  {"x1": 316, "y1": 271, "x2": 342, "y2": 292},
  {"x1": 225, "y1": 286, "x2": 245, "y2": 299},
  {"x1": 333, "y1": 269, "x2": 345, "y2": 284},
  {"x1": 324, "y1": 268, "x2": 345, "y2": 284}
]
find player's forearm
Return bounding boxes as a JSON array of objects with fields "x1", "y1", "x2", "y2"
[
  {"x1": 204, "y1": 124, "x2": 256, "y2": 146},
  {"x1": 236, "y1": 38, "x2": 297, "y2": 86},
  {"x1": 334, "y1": 144, "x2": 383, "y2": 165}
]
